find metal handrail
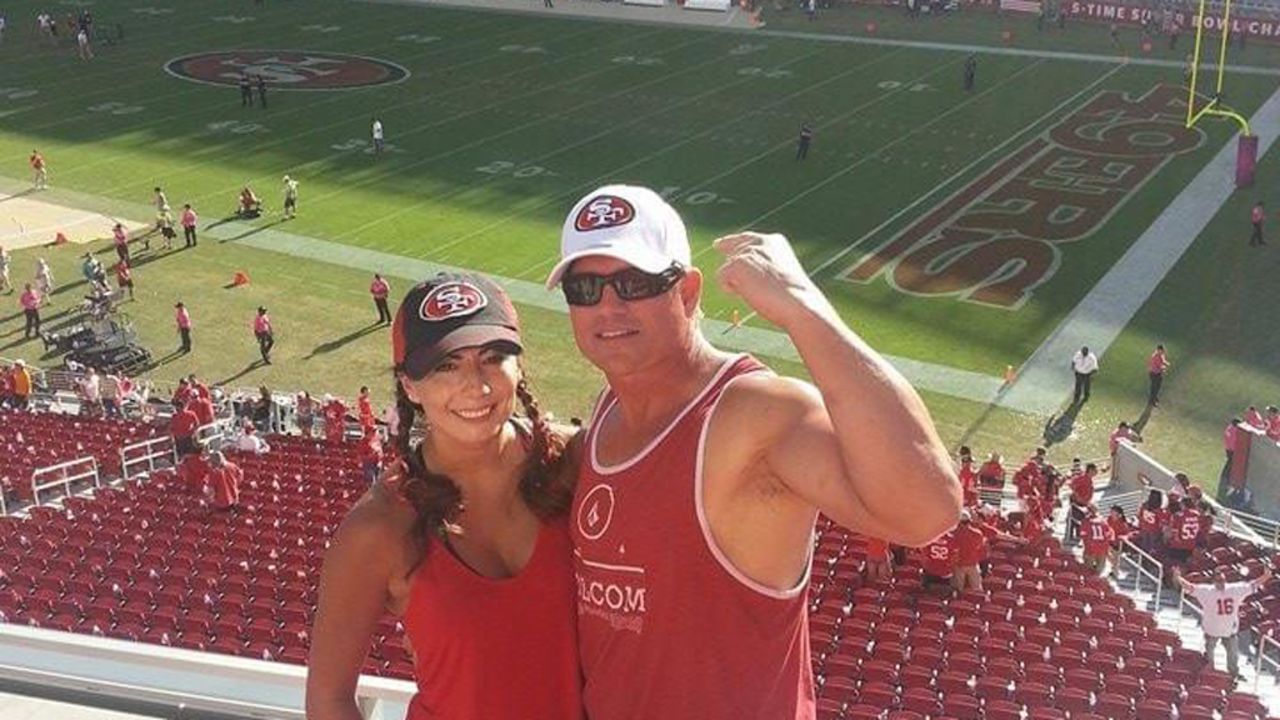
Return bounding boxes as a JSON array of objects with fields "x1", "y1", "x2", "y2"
[
  {"x1": 1117, "y1": 537, "x2": 1165, "y2": 609},
  {"x1": 30, "y1": 456, "x2": 100, "y2": 506},
  {"x1": 120, "y1": 436, "x2": 175, "y2": 481}
]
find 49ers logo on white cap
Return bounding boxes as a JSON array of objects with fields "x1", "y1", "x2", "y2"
[
  {"x1": 419, "y1": 282, "x2": 488, "y2": 321},
  {"x1": 574, "y1": 195, "x2": 635, "y2": 232}
]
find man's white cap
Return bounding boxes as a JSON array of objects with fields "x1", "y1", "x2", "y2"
[{"x1": 545, "y1": 184, "x2": 691, "y2": 289}]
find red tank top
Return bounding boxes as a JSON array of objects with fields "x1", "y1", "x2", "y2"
[
  {"x1": 400, "y1": 518, "x2": 583, "y2": 720},
  {"x1": 572, "y1": 354, "x2": 816, "y2": 720}
]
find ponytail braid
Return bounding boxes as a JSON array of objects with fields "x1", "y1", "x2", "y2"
[
  {"x1": 392, "y1": 381, "x2": 464, "y2": 540},
  {"x1": 515, "y1": 375, "x2": 573, "y2": 520}
]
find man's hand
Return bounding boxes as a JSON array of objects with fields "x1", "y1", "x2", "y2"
[{"x1": 713, "y1": 232, "x2": 829, "y2": 331}]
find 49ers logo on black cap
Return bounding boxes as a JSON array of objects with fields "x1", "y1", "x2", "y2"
[
  {"x1": 419, "y1": 282, "x2": 488, "y2": 321},
  {"x1": 575, "y1": 195, "x2": 635, "y2": 232}
]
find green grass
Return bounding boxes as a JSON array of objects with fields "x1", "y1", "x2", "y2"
[{"x1": 0, "y1": 0, "x2": 1276, "y2": 492}]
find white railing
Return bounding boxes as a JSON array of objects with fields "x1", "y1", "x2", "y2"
[
  {"x1": 119, "y1": 436, "x2": 175, "y2": 481},
  {"x1": 30, "y1": 456, "x2": 100, "y2": 506},
  {"x1": 194, "y1": 418, "x2": 234, "y2": 451},
  {"x1": 0, "y1": 623, "x2": 414, "y2": 719},
  {"x1": 1203, "y1": 501, "x2": 1277, "y2": 549},
  {"x1": 1255, "y1": 632, "x2": 1280, "y2": 694},
  {"x1": 1116, "y1": 537, "x2": 1166, "y2": 608}
]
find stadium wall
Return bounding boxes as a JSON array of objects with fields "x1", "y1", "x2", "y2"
[{"x1": 1246, "y1": 435, "x2": 1280, "y2": 518}]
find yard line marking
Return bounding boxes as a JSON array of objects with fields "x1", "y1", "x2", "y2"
[{"x1": 1000, "y1": 84, "x2": 1280, "y2": 414}]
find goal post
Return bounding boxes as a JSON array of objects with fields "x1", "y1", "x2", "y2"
[{"x1": 1185, "y1": 0, "x2": 1257, "y2": 186}]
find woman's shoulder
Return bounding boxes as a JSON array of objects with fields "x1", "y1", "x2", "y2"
[{"x1": 337, "y1": 481, "x2": 418, "y2": 548}]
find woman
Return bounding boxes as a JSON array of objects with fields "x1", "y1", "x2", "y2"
[{"x1": 307, "y1": 273, "x2": 582, "y2": 720}]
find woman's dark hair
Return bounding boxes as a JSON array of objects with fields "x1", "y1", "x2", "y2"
[
  {"x1": 1110, "y1": 505, "x2": 1127, "y2": 522},
  {"x1": 1144, "y1": 489, "x2": 1163, "y2": 511},
  {"x1": 392, "y1": 359, "x2": 573, "y2": 546}
]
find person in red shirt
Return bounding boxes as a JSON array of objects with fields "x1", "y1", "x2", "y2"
[
  {"x1": 1146, "y1": 344, "x2": 1170, "y2": 407},
  {"x1": 1244, "y1": 406, "x2": 1267, "y2": 431},
  {"x1": 322, "y1": 394, "x2": 346, "y2": 444},
  {"x1": 1066, "y1": 463, "x2": 1098, "y2": 544},
  {"x1": 188, "y1": 394, "x2": 215, "y2": 426},
  {"x1": 30, "y1": 150, "x2": 47, "y2": 190},
  {"x1": 978, "y1": 452, "x2": 1005, "y2": 488},
  {"x1": 176, "y1": 450, "x2": 210, "y2": 494},
  {"x1": 1165, "y1": 497, "x2": 1203, "y2": 585},
  {"x1": 920, "y1": 532, "x2": 957, "y2": 594},
  {"x1": 204, "y1": 451, "x2": 242, "y2": 511},
  {"x1": 1022, "y1": 495, "x2": 1048, "y2": 545},
  {"x1": 1081, "y1": 506, "x2": 1116, "y2": 575},
  {"x1": 370, "y1": 273, "x2": 391, "y2": 325},
  {"x1": 170, "y1": 403, "x2": 199, "y2": 456},
  {"x1": 1014, "y1": 458, "x2": 1043, "y2": 502},
  {"x1": 1267, "y1": 406, "x2": 1280, "y2": 442},
  {"x1": 1109, "y1": 421, "x2": 1142, "y2": 457},
  {"x1": 1105, "y1": 505, "x2": 1134, "y2": 577},
  {"x1": 952, "y1": 511, "x2": 987, "y2": 592},
  {"x1": 357, "y1": 386, "x2": 375, "y2": 427},
  {"x1": 1250, "y1": 200, "x2": 1265, "y2": 247},
  {"x1": 174, "y1": 301, "x2": 193, "y2": 354},
  {"x1": 114, "y1": 261, "x2": 134, "y2": 300},
  {"x1": 863, "y1": 535, "x2": 892, "y2": 583},
  {"x1": 958, "y1": 456, "x2": 979, "y2": 507},
  {"x1": 1136, "y1": 488, "x2": 1167, "y2": 554}
]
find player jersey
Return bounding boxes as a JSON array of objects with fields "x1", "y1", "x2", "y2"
[
  {"x1": 921, "y1": 534, "x2": 956, "y2": 577},
  {"x1": 571, "y1": 354, "x2": 815, "y2": 720},
  {"x1": 1070, "y1": 472, "x2": 1094, "y2": 505},
  {"x1": 953, "y1": 524, "x2": 987, "y2": 566},
  {"x1": 1167, "y1": 509, "x2": 1203, "y2": 550},
  {"x1": 1189, "y1": 582, "x2": 1257, "y2": 637},
  {"x1": 1081, "y1": 516, "x2": 1115, "y2": 557},
  {"x1": 1138, "y1": 506, "x2": 1166, "y2": 535},
  {"x1": 958, "y1": 463, "x2": 978, "y2": 507}
]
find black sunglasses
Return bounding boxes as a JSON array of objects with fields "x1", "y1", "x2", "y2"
[{"x1": 561, "y1": 264, "x2": 686, "y2": 307}]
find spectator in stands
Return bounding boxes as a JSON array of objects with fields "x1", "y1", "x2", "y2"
[
  {"x1": 251, "y1": 385, "x2": 275, "y2": 433},
  {"x1": 952, "y1": 510, "x2": 987, "y2": 592},
  {"x1": 356, "y1": 426, "x2": 383, "y2": 484},
  {"x1": 920, "y1": 532, "x2": 957, "y2": 595},
  {"x1": 1066, "y1": 463, "x2": 1098, "y2": 544},
  {"x1": 0, "y1": 362, "x2": 12, "y2": 408},
  {"x1": 307, "y1": 272, "x2": 582, "y2": 720},
  {"x1": 1179, "y1": 567, "x2": 1273, "y2": 678},
  {"x1": 79, "y1": 367, "x2": 102, "y2": 417},
  {"x1": 1145, "y1": 344, "x2": 1171, "y2": 406},
  {"x1": 1267, "y1": 406, "x2": 1280, "y2": 442},
  {"x1": 1109, "y1": 420, "x2": 1141, "y2": 458},
  {"x1": 1070, "y1": 345, "x2": 1099, "y2": 405},
  {"x1": 978, "y1": 452, "x2": 1005, "y2": 488},
  {"x1": 204, "y1": 451, "x2": 242, "y2": 512},
  {"x1": 1080, "y1": 505, "x2": 1115, "y2": 576},
  {"x1": 1164, "y1": 496, "x2": 1202, "y2": 587},
  {"x1": 234, "y1": 423, "x2": 271, "y2": 454},
  {"x1": 19, "y1": 282, "x2": 41, "y2": 339},
  {"x1": 958, "y1": 454, "x2": 978, "y2": 507},
  {"x1": 100, "y1": 370, "x2": 122, "y2": 418},
  {"x1": 863, "y1": 535, "x2": 892, "y2": 583},
  {"x1": 10, "y1": 360, "x2": 31, "y2": 409},
  {"x1": 1136, "y1": 488, "x2": 1167, "y2": 554},
  {"x1": 295, "y1": 390, "x2": 316, "y2": 438},
  {"x1": 1225, "y1": 484, "x2": 1256, "y2": 514},
  {"x1": 356, "y1": 385, "x2": 374, "y2": 428},
  {"x1": 322, "y1": 393, "x2": 346, "y2": 444},
  {"x1": 1105, "y1": 505, "x2": 1135, "y2": 578},
  {"x1": 188, "y1": 390, "x2": 215, "y2": 427},
  {"x1": 1021, "y1": 493, "x2": 1049, "y2": 545},
  {"x1": 170, "y1": 400, "x2": 199, "y2": 456},
  {"x1": 177, "y1": 448, "x2": 209, "y2": 494},
  {"x1": 1195, "y1": 496, "x2": 1215, "y2": 547},
  {"x1": 1244, "y1": 405, "x2": 1267, "y2": 431},
  {"x1": 544, "y1": 188, "x2": 959, "y2": 718}
]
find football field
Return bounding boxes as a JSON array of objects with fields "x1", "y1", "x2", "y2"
[{"x1": 1, "y1": 0, "x2": 1278, "y2": 488}]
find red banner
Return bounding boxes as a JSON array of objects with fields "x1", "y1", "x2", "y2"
[{"x1": 1063, "y1": 0, "x2": 1280, "y2": 43}]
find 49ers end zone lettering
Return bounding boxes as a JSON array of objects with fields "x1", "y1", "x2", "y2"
[
  {"x1": 164, "y1": 50, "x2": 410, "y2": 91},
  {"x1": 840, "y1": 84, "x2": 1205, "y2": 310}
]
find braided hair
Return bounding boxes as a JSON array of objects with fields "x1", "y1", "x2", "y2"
[{"x1": 393, "y1": 361, "x2": 573, "y2": 546}]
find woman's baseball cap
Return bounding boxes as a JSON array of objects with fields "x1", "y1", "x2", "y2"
[
  {"x1": 545, "y1": 184, "x2": 691, "y2": 289},
  {"x1": 392, "y1": 272, "x2": 522, "y2": 379}
]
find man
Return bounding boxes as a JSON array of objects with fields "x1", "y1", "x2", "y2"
[
  {"x1": 369, "y1": 273, "x2": 391, "y2": 324},
  {"x1": 1146, "y1": 343, "x2": 1170, "y2": 406},
  {"x1": 205, "y1": 451, "x2": 243, "y2": 511},
  {"x1": 952, "y1": 510, "x2": 987, "y2": 592},
  {"x1": 253, "y1": 306, "x2": 274, "y2": 364},
  {"x1": 978, "y1": 452, "x2": 1005, "y2": 488},
  {"x1": 1070, "y1": 345, "x2": 1098, "y2": 405},
  {"x1": 170, "y1": 401, "x2": 200, "y2": 456},
  {"x1": 356, "y1": 385, "x2": 374, "y2": 427},
  {"x1": 963, "y1": 54, "x2": 977, "y2": 91},
  {"x1": 239, "y1": 73, "x2": 253, "y2": 107},
  {"x1": 1244, "y1": 405, "x2": 1267, "y2": 431},
  {"x1": 1066, "y1": 463, "x2": 1098, "y2": 544},
  {"x1": 1221, "y1": 417, "x2": 1241, "y2": 492},
  {"x1": 921, "y1": 532, "x2": 957, "y2": 594},
  {"x1": 545, "y1": 185, "x2": 960, "y2": 718},
  {"x1": 1080, "y1": 505, "x2": 1115, "y2": 575},
  {"x1": 322, "y1": 394, "x2": 347, "y2": 444},
  {"x1": 1268, "y1": 406, "x2": 1280, "y2": 442},
  {"x1": 1179, "y1": 567, "x2": 1272, "y2": 677},
  {"x1": 256, "y1": 75, "x2": 267, "y2": 109},
  {"x1": 181, "y1": 204, "x2": 198, "y2": 247},
  {"x1": 100, "y1": 370, "x2": 121, "y2": 418},
  {"x1": 1250, "y1": 200, "x2": 1265, "y2": 246},
  {"x1": 10, "y1": 360, "x2": 31, "y2": 409},
  {"x1": 114, "y1": 260, "x2": 134, "y2": 301},
  {"x1": 958, "y1": 454, "x2": 979, "y2": 507},
  {"x1": 1109, "y1": 421, "x2": 1141, "y2": 458},
  {"x1": 30, "y1": 150, "x2": 47, "y2": 189},
  {"x1": 282, "y1": 175, "x2": 298, "y2": 219},
  {"x1": 188, "y1": 391, "x2": 216, "y2": 426},
  {"x1": 0, "y1": 244, "x2": 10, "y2": 294},
  {"x1": 356, "y1": 425, "x2": 383, "y2": 484},
  {"x1": 371, "y1": 118, "x2": 384, "y2": 154},
  {"x1": 234, "y1": 424, "x2": 271, "y2": 454},
  {"x1": 19, "y1": 282, "x2": 41, "y2": 339},
  {"x1": 1164, "y1": 497, "x2": 1202, "y2": 586},
  {"x1": 175, "y1": 302, "x2": 192, "y2": 353},
  {"x1": 796, "y1": 122, "x2": 813, "y2": 160}
]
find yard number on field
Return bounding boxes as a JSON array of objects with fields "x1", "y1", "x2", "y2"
[
  {"x1": 657, "y1": 186, "x2": 734, "y2": 206},
  {"x1": 212, "y1": 15, "x2": 254, "y2": 24},
  {"x1": 332, "y1": 138, "x2": 404, "y2": 154},
  {"x1": 300, "y1": 24, "x2": 341, "y2": 33},
  {"x1": 396, "y1": 34, "x2": 440, "y2": 44},
  {"x1": 0, "y1": 88, "x2": 38, "y2": 101},
  {"x1": 131, "y1": 7, "x2": 174, "y2": 16},
  {"x1": 88, "y1": 101, "x2": 144, "y2": 115},
  {"x1": 737, "y1": 67, "x2": 792, "y2": 79},
  {"x1": 728, "y1": 43, "x2": 767, "y2": 56},
  {"x1": 877, "y1": 81, "x2": 934, "y2": 92},
  {"x1": 474, "y1": 160, "x2": 556, "y2": 179},
  {"x1": 206, "y1": 121, "x2": 268, "y2": 136},
  {"x1": 500, "y1": 44, "x2": 547, "y2": 54},
  {"x1": 611, "y1": 56, "x2": 664, "y2": 66}
]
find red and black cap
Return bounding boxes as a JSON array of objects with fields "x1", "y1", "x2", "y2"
[{"x1": 392, "y1": 272, "x2": 522, "y2": 379}]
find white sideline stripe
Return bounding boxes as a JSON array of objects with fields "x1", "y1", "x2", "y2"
[{"x1": 1000, "y1": 85, "x2": 1280, "y2": 415}]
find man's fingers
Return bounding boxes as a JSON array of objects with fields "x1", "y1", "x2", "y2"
[{"x1": 713, "y1": 232, "x2": 763, "y2": 256}]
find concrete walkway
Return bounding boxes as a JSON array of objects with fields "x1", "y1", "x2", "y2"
[{"x1": 365, "y1": 0, "x2": 757, "y2": 30}]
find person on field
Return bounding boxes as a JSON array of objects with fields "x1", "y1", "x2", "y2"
[
  {"x1": 545, "y1": 185, "x2": 960, "y2": 718},
  {"x1": 1250, "y1": 200, "x2": 1265, "y2": 246},
  {"x1": 30, "y1": 150, "x2": 47, "y2": 189},
  {"x1": 283, "y1": 175, "x2": 299, "y2": 219}
]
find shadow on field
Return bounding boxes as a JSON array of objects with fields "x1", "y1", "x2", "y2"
[
  {"x1": 0, "y1": 189, "x2": 38, "y2": 204},
  {"x1": 218, "y1": 218, "x2": 289, "y2": 244},
  {"x1": 1042, "y1": 400, "x2": 1083, "y2": 447},
  {"x1": 306, "y1": 323, "x2": 384, "y2": 359},
  {"x1": 216, "y1": 361, "x2": 266, "y2": 387}
]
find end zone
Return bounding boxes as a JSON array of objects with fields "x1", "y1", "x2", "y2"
[{"x1": 0, "y1": 192, "x2": 147, "y2": 250}]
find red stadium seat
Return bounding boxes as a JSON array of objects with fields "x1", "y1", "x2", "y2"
[
  {"x1": 941, "y1": 692, "x2": 982, "y2": 720},
  {"x1": 985, "y1": 699, "x2": 1023, "y2": 720},
  {"x1": 1135, "y1": 698, "x2": 1174, "y2": 720}
]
